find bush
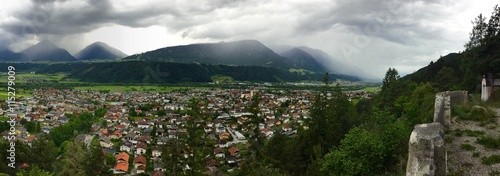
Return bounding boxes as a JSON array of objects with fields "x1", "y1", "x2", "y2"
[
  {"x1": 477, "y1": 136, "x2": 500, "y2": 149},
  {"x1": 482, "y1": 155, "x2": 500, "y2": 165},
  {"x1": 473, "y1": 152, "x2": 480, "y2": 157},
  {"x1": 453, "y1": 104, "x2": 494, "y2": 121},
  {"x1": 454, "y1": 129, "x2": 464, "y2": 137},
  {"x1": 460, "y1": 143, "x2": 476, "y2": 151},
  {"x1": 464, "y1": 129, "x2": 485, "y2": 137}
]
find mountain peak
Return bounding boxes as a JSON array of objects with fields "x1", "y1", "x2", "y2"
[
  {"x1": 22, "y1": 40, "x2": 76, "y2": 61},
  {"x1": 75, "y1": 42, "x2": 127, "y2": 60}
]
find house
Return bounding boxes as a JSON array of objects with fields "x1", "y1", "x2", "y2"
[
  {"x1": 151, "y1": 170, "x2": 164, "y2": 176},
  {"x1": 228, "y1": 146, "x2": 240, "y2": 157},
  {"x1": 120, "y1": 142, "x2": 134, "y2": 153},
  {"x1": 219, "y1": 132, "x2": 230, "y2": 140},
  {"x1": 282, "y1": 125, "x2": 292, "y2": 132},
  {"x1": 134, "y1": 155, "x2": 147, "y2": 169},
  {"x1": 216, "y1": 140, "x2": 228, "y2": 148},
  {"x1": 114, "y1": 152, "x2": 129, "y2": 174},
  {"x1": 138, "y1": 120, "x2": 151, "y2": 129},
  {"x1": 261, "y1": 128, "x2": 274, "y2": 138},
  {"x1": 57, "y1": 116, "x2": 69, "y2": 124},
  {"x1": 234, "y1": 131, "x2": 245, "y2": 140},
  {"x1": 110, "y1": 130, "x2": 123, "y2": 139},
  {"x1": 226, "y1": 156, "x2": 238, "y2": 167},
  {"x1": 136, "y1": 142, "x2": 148, "y2": 155},
  {"x1": 206, "y1": 159, "x2": 218, "y2": 170},
  {"x1": 152, "y1": 146, "x2": 162, "y2": 158},
  {"x1": 75, "y1": 134, "x2": 93, "y2": 147},
  {"x1": 137, "y1": 165, "x2": 146, "y2": 174},
  {"x1": 157, "y1": 137, "x2": 169, "y2": 145},
  {"x1": 214, "y1": 147, "x2": 225, "y2": 158},
  {"x1": 124, "y1": 132, "x2": 137, "y2": 141},
  {"x1": 156, "y1": 128, "x2": 165, "y2": 136},
  {"x1": 99, "y1": 136, "x2": 113, "y2": 148},
  {"x1": 114, "y1": 162, "x2": 129, "y2": 174}
]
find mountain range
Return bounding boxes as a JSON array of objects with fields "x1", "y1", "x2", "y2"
[
  {"x1": 123, "y1": 40, "x2": 293, "y2": 70},
  {"x1": 0, "y1": 40, "x2": 127, "y2": 62},
  {"x1": 0, "y1": 39, "x2": 370, "y2": 81}
]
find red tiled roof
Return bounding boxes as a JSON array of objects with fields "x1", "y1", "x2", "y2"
[
  {"x1": 134, "y1": 155, "x2": 146, "y2": 165},
  {"x1": 228, "y1": 146, "x2": 240, "y2": 155},
  {"x1": 137, "y1": 165, "x2": 146, "y2": 171},
  {"x1": 116, "y1": 152, "x2": 129, "y2": 162},
  {"x1": 115, "y1": 162, "x2": 129, "y2": 172}
]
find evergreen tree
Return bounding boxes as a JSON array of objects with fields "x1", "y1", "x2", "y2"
[{"x1": 465, "y1": 13, "x2": 488, "y2": 50}]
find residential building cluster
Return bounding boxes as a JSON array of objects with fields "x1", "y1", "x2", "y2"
[{"x1": 0, "y1": 87, "x2": 371, "y2": 175}]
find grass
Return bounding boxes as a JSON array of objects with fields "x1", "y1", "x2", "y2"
[
  {"x1": 211, "y1": 75, "x2": 234, "y2": 83},
  {"x1": 0, "y1": 116, "x2": 9, "y2": 122},
  {"x1": 0, "y1": 91, "x2": 32, "y2": 100},
  {"x1": 477, "y1": 136, "x2": 500, "y2": 149},
  {"x1": 74, "y1": 86, "x2": 195, "y2": 92},
  {"x1": 362, "y1": 86, "x2": 381, "y2": 93},
  {"x1": 350, "y1": 98, "x2": 360, "y2": 105},
  {"x1": 463, "y1": 129, "x2": 485, "y2": 137},
  {"x1": 454, "y1": 129, "x2": 464, "y2": 137},
  {"x1": 0, "y1": 73, "x2": 72, "y2": 83},
  {"x1": 460, "y1": 143, "x2": 476, "y2": 151},
  {"x1": 482, "y1": 155, "x2": 500, "y2": 165},
  {"x1": 473, "y1": 152, "x2": 481, "y2": 158},
  {"x1": 452, "y1": 103, "x2": 495, "y2": 122}
]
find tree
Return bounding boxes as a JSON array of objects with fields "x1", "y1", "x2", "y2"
[
  {"x1": 486, "y1": 5, "x2": 500, "y2": 39},
  {"x1": 54, "y1": 141, "x2": 87, "y2": 176},
  {"x1": 465, "y1": 13, "x2": 488, "y2": 50},
  {"x1": 321, "y1": 111, "x2": 411, "y2": 175},
  {"x1": 83, "y1": 142, "x2": 112, "y2": 176},
  {"x1": 30, "y1": 138, "x2": 58, "y2": 172},
  {"x1": 16, "y1": 166, "x2": 53, "y2": 176}
]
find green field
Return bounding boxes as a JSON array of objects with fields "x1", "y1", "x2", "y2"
[
  {"x1": 362, "y1": 86, "x2": 381, "y2": 92},
  {"x1": 0, "y1": 92, "x2": 32, "y2": 100},
  {"x1": 0, "y1": 73, "x2": 70, "y2": 83},
  {"x1": 351, "y1": 98, "x2": 360, "y2": 105},
  {"x1": 74, "y1": 85, "x2": 200, "y2": 92},
  {"x1": 0, "y1": 116, "x2": 9, "y2": 122}
]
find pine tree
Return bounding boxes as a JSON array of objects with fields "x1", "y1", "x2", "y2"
[{"x1": 465, "y1": 14, "x2": 488, "y2": 50}]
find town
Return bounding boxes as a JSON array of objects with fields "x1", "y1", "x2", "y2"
[{"x1": 0, "y1": 87, "x2": 372, "y2": 175}]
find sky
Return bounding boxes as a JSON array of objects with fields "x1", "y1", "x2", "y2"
[{"x1": 0, "y1": 0, "x2": 498, "y2": 78}]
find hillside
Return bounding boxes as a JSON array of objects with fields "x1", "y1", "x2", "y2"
[
  {"x1": 279, "y1": 47, "x2": 327, "y2": 72},
  {"x1": 122, "y1": 40, "x2": 337, "y2": 73},
  {"x1": 0, "y1": 46, "x2": 29, "y2": 61},
  {"x1": 70, "y1": 61, "x2": 353, "y2": 83},
  {"x1": 22, "y1": 40, "x2": 76, "y2": 62},
  {"x1": 75, "y1": 42, "x2": 127, "y2": 60}
]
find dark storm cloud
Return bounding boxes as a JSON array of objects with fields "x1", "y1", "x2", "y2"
[
  {"x1": 0, "y1": 0, "x2": 252, "y2": 42},
  {"x1": 292, "y1": 0, "x2": 453, "y2": 45}
]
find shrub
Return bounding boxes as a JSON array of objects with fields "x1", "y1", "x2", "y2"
[
  {"x1": 460, "y1": 143, "x2": 476, "y2": 151},
  {"x1": 464, "y1": 129, "x2": 485, "y2": 137},
  {"x1": 477, "y1": 136, "x2": 500, "y2": 149},
  {"x1": 482, "y1": 155, "x2": 500, "y2": 165}
]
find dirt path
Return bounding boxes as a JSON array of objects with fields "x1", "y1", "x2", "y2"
[{"x1": 447, "y1": 107, "x2": 500, "y2": 175}]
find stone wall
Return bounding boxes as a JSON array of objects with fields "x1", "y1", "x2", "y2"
[{"x1": 406, "y1": 91, "x2": 467, "y2": 176}]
